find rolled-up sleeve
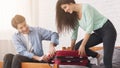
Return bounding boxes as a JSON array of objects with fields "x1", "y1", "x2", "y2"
[
  {"x1": 71, "y1": 25, "x2": 79, "y2": 40},
  {"x1": 12, "y1": 34, "x2": 34, "y2": 58},
  {"x1": 50, "y1": 32, "x2": 59, "y2": 45},
  {"x1": 38, "y1": 27, "x2": 59, "y2": 45}
]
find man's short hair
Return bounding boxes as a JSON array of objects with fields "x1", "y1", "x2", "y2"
[{"x1": 11, "y1": 14, "x2": 25, "y2": 29}]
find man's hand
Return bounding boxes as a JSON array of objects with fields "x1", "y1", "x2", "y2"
[
  {"x1": 49, "y1": 43, "x2": 56, "y2": 57},
  {"x1": 33, "y1": 55, "x2": 51, "y2": 62},
  {"x1": 39, "y1": 55, "x2": 50, "y2": 62}
]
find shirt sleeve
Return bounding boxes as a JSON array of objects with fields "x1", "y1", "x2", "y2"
[
  {"x1": 12, "y1": 34, "x2": 34, "y2": 58},
  {"x1": 37, "y1": 27, "x2": 59, "y2": 45},
  {"x1": 71, "y1": 24, "x2": 79, "y2": 40},
  {"x1": 84, "y1": 4, "x2": 94, "y2": 34}
]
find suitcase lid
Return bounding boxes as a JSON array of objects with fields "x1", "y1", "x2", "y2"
[{"x1": 55, "y1": 50, "x2": 87, "y2": 57}]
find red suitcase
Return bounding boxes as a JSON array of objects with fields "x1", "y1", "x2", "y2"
[{"x1": 53, "y1": 50, "x2": 90, "y2": 67}]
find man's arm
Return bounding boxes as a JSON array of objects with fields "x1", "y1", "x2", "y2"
[
  {"x1": 37, "y1": 27, "x2": 59, "y2": 56},
  {"x1": 38, "y1": 27, "x2": 59, "y2": 45}
]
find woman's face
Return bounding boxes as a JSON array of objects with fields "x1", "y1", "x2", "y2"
[
  {"x1": 61, "y1": 3, "x2": 73, "y2": 14},
  {"x1": 17, "y1": 21, "x2": 29, "y2": 34}
]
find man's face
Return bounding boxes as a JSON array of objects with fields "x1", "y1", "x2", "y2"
[{"x1": 17, "y1": 21, "x2": 29, "y2": 34}]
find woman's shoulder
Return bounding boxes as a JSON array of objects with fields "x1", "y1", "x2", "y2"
[
  {"x1": 82, "y1": 3, "x2": 89, "y2": 6},
  {"x1": 81, "y1": 3, "x2": 89, "y2": 11},
  {"x1": 82, "y1": 3, "x2": 92, "y2": 8},
  {"x1": 82, "y1": 3, "x2": 94, "y2": 11}
]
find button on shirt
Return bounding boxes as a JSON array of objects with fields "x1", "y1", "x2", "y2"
[{"x1": 12, "y1": 27, "x2": 59, "y2": 58}]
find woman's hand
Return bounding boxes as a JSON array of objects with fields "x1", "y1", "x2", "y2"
[
  {"x1": 70, "y1": 39, "x2": 76, "y2": 50},
  {"x1": 78, "y1": 33, "x2": 91, "y2": 56},
  {"x1": 70, "y1": 44, "x2": 75, "y2": 50},
  {"x1": 78, "y1": 45, "x2": 86, "y2": 56}
]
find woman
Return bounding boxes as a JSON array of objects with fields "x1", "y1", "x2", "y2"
[{"x1": 56, "y1": 0, "x2": 117, "y2": 68}]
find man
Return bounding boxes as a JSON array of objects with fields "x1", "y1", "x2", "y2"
[{"x1": 3, "y1": 14, "x2": 59, "y2": 68}]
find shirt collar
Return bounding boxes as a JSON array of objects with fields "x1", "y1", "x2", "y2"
[{"x1": 17, "y1": 26, "x2": 33, "y2": 35}]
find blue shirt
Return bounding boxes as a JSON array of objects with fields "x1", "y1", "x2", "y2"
[{"x1": 12, "y1": 27, "x2": 59, "y2": 58}]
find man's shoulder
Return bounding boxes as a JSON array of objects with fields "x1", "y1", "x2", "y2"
[
  {"x1": 13, "y1": 31, "x2": 19, "y2": 36},
  {"x1": 29, "y1": 26, "x2": 42, "y2": 30},
  {"x1": 29, "y1": 26, "x2": 54, "y2": 33},
  {"x1": 12, "y1": 32, "x2": 20, "y2": 40},
  {"x1": 31, "y1": 26, "x2": 50, "y2": 31}
]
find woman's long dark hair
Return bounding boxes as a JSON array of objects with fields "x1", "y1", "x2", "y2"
[{"x1": 56, "y1": 0, "x2": 78, "y2": 33}]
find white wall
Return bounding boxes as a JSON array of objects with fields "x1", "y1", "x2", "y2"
[
  {"x1": 0, "y1": 0, "x2": 33, "y2": 40},
  {"x1": 38, "y1": 0, "x2": 120, "y2": 53},
  {"x1": 0, "y1": 0, "x2": 33, "y2": 61}
]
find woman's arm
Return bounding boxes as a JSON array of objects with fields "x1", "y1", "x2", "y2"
[
  {"x1": 78, "y1": 33, "x2": 91, "y2": 56},
  {"x1": 81, "y1": 33, "x2": 90, "y2": 47},
  {"x1": 70, "y1": 39, "x2": 76, "y2": 50}
]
